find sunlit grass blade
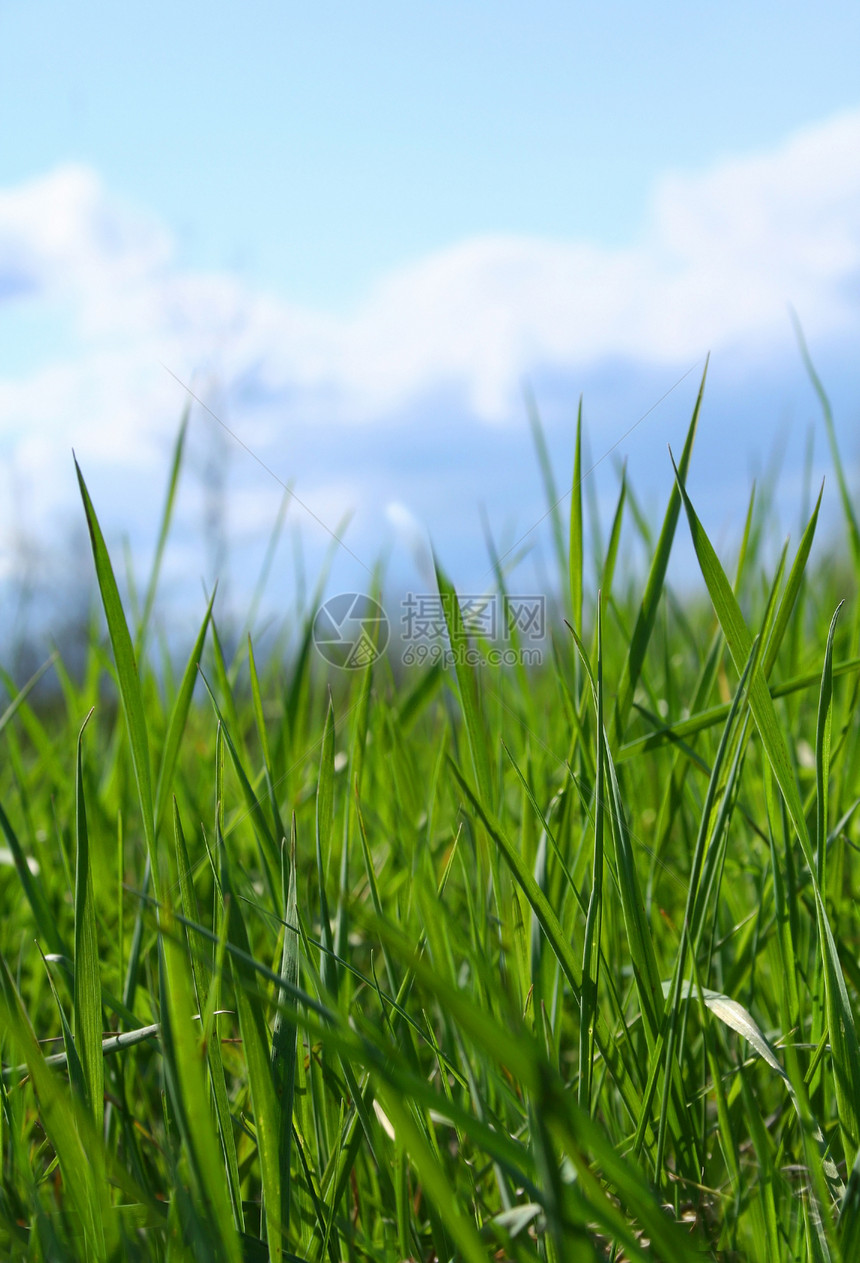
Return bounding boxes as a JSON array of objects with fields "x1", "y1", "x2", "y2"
[
  {"x1": 373, "y1": 1085, "x2": 487, "y2": 1263},
  {"x1": 434, "y1": 555, "x2": 493, "y2": 807},
  {"x1": 237, "y1": 485, "x2": 292, "y2": 647},
  {"x1": 198, "y1": 666, "x2": 279, "y2": 906},
  {"x1": 0, "y1": 952, "x2": 107, "y2": 1259},
  {"x1": 816, "y1": 603, "x2": 842, "y2": 886},
  {"x1": 248, "y1": 634, "x2": 286, "y2": 846},
  {"x1": 526, "y1": 383, "x2": 568, "y2": 586},
  {"x1": 73, "y1": 708, "x2": 103, "y2": 1139},
  {"x1": 0, "y1": 652, "x2": 57, "y2": 740},
  {"x1": 172, "y1": 798, "x2": 245, "y2": 1234},
  {"x1": 792, "y1": 309, "x2": 860, "y2": 569},
  {"x1": 157, "y1": 915, "x2": 242, "y2": 1263},
  {"x1": 272, "y1": 823, "x2": 300, "y2": 1236},
  {"x1": 650, "y1": 636, "x2": 760, "y2": 1178},
  {"x1": 4, "y1": 386, "x2": 860, "y2": 1259},
  {"x1": 672, "y1": 437, "x2": 831, "y2": 855},
  {"x1": 543, "y1": 1095, "x2": 705, "y2": 1263},
  {"x1": 569, "y1": 397, "x2": 584, "y2": 635},
  {"x1": 0, "y1": 795, "x2": 65, "y2": 956},
  {"x1": 75, "y1": 457, "x2": 158, "y2": 896},
  {"x1": 448, "y1": 760, "x2": 647, "y2": 1133},
  {"x1": 154, "y1": 589, "x2": 215, "y2": 837},
  {"x1": 578, "y1": 594, "x2": 604, "y2": 1113},
  {"x1": 612, "y1": 359, "x2": 706, "y2": 742},
  {"x1": 364, "y1": 913, "x2": 701, "y2": 1261},
  {"x1": 316, "y1": 698, "x2": 337, "y2": 998},
  {"x1": 618, "y1": 653, "x2": 860, "y2": 761},
  {"x1": 672, "y1": 449, "x2": 860, "y2": 1161},
  {"x1": 762, "y1": 482, "x2": 823, "y2": 679},
  {"x1": 599, "y1": 464, "x2": 627, "y2": 612},
  {"x1": 136, "y1": 405, "x2": 188, "y2": 655},
  {"x1": 218, "y1": 816, "x2": 283, "y2": 1261}
]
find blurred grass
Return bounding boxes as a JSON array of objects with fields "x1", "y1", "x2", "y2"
[{"x1": 0, "y1": 367, "x2": 859, "y2": 1261}]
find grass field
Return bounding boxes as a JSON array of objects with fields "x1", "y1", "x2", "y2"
[{"x1": 1, "y1": 359, "x2": 860, "y2": 1261}]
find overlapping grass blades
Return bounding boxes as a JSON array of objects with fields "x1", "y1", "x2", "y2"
[
  {"x1": 1, "y1": 366, "x2": 859, "y2": 1258},
  {"x1": 672, "y1": 449, "x2": 860, "y2": 1167}
]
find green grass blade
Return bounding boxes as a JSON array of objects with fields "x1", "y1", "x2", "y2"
[
  {"x1": 0, "y1": 796, "x2": 65, "y2": 956},
  {"x1": 448, "y1": 761, "x2": 647, "y2": 1132},
  {"x1": 172, "y1": 798, "x2": 245, "y2": 1234},
  {"x1": 0, "y1": 652, "x2": 57, "y2": 740},
  {"x1": 154, "y1": 589, "x2": 215, "y2": 837},
  {"x1": 816, "y1": 603, "x2": 842, "y2": 886},
  {"x1": 612, "y1": 360, "x2": 706, "y2": 742},
  {"x1": 617, "y1": 653, "x2": 860, "y2": 761},
  {"x1": 219, "y1": 822, "x2": 283, "y2": 1261},
  {"x1": 198, "y1": 667, "x2": 279, "y2": 907},
  {"x1": 75, "y1": 457, "x2": 158, "y2": 896},
  {"x1": 272, "y1": 823, "x2": 300, "y2": 1236},
  {"x1": 669, "y1": 980, "x2": 844, "y2": 1206},
  {"x1": 157, "y1": 915, "x2": 242, "y2": 1263},
  {"x1": 136, "y1": 407, "x2": 188, "y2": 655},
  {"x1": 792, "y1": 310, "x2": 860, "y2": 569},
  {"x1": 672, "y1": 450, "x2": 860, "y2": 1160},
  {"x1": 0, "y1": 952, "x2": 107, "y2": 1259},
  {"x1": 569, "y1": 397, "x2": 584, "y2": 633},
  {"x1": 434, "y1": 556, "x2": 494, "y2": 808},
  {"x1": 316, "y1": 699, "x2": 337, "y2": 998},
  {"x1": 762, "y1": 482, "x2": 823, "y2": 679},
  {"x1": 600, "y1": 464, "x2": 627, "y2": 608},
  {"x1": 671, "y1": 448, "x2": 810, "y2": 854},
  {"x1": 248, "y1": 634, "x2": 286, "y2": 846},
  {"x1": 578, "y1": 594, "x2": 604, "y2": 1113},
  {"x1": 526, "y1": 383, "x2": 568, "y2": 586},
  {"x1": 653, "y1": 639, "x2": 759, "y2": 1175},
  {"x1": 73, "y1": 709, "x2": 103, "y2": 1136},
  {"x1": 374, "y1": 1085, "x2": 488, "y2": 1263}
]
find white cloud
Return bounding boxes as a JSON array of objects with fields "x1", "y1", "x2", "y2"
[
  {"x1": 0, "y1": 165, "x2": 171, "y2": 310},
  {"x1": 3, "y1": 109, "x2": 860, "y2": 434},
  {"x1": 1, "y1": 109, "x2": 859, "y2": 598}
]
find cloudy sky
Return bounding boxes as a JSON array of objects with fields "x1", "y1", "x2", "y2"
[{"x1": 2, "y1": 2, "x2": 859, "y2": 643}]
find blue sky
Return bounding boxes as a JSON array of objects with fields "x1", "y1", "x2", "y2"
[
  {"x1": 6, "y1": 2, "x2": 860, "y2": 305},
  {"x1": 1, "y1": 2, "x2": 860, "y2": 639}
]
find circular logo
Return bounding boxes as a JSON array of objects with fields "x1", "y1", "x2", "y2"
[{"x1": 312, "y1": 593, "x2": 390, "y2": 669}]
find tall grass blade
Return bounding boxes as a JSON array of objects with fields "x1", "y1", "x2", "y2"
[
  {"x1": 434, "y1": 556, "x2": 493, "y2": 807},
  {"x1": 154, "y1": 590, "x2": 215, "y2": 837},
  {"x1": 219, "y1": 817, "x2": 283, "y2": 1261},
  {"x1": 73, "y1": 708, "x2": 103, "y2": 1138},
  {"x1": 74, "y1": 457, "x2": 158, "y2": 896},
  {"x1": 136, "y1": 405, "x2": 188, "y2": 654},
  {"x1": 612, "y1": 360, "x2": 706, "y2": 742},
  {"x1": 316, "y1": 699, "x2": 337, "y2": 998},
  {"x1": 0, "y1": 952, "x2": 107, "y2": 1259},
  {"x1": 569, "y1": 398, "x2": 584, "y2": 634},
  {"x1": 792, "y1": 310, "x2": 860, "y2": 568},
  {"x1": 816, "y1": 603, "x2": 842, "y2": 886},
  {"x1": 272, "y1": 823, "x2": 300, "y2": 1236},
  {"x1": 157, "y1": 917, "x2": 242, "y2": 1263},
  {"x1": 448, "y1": 762, "x2": 647, "y2": 1132},
  {"x1": 171, "y1": 798, "x2": 245, "y2": 1233},
  {"x1": 0, "y1": 797, "x2": 65, "y2": 956},
  {"x1": 526, "y1": 384, "x2": 568, "y2": 585},
  {"x1": 672, "y1": 451, "x2": 860, "y2": 1159},
  {"x1": 578, "y1": 594, "x2": 603, "y2": 1113}
]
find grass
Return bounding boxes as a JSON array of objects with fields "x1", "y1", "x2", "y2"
[{"x1": 1, "y1": 361, "x2": 860, "y2": 1260}]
